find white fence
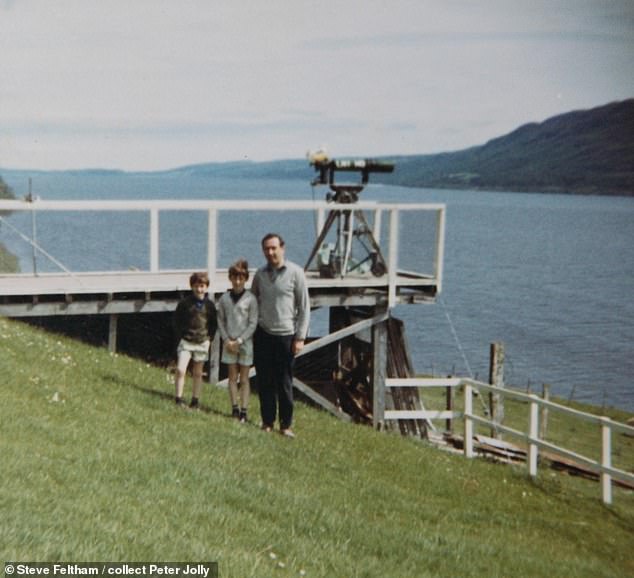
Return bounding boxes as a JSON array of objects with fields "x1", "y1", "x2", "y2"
[
  {"x1": 0, "y1": 198, "x2": 445, "y2": 308},
  {"x1": 384, "y1": 377, "x2": 634, "y2": 505}
]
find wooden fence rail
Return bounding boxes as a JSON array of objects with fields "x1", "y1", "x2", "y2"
[{"x1": 384, "y1": 376, "x2": 634, "y2": 505}]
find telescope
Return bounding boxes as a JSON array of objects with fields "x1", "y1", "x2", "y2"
[
  {"x1": 310, "y1": 156, "x2": 395, "y2": 203},
  {"x1": 305, "y1": 153, "x2": 395, "y2": 278}
]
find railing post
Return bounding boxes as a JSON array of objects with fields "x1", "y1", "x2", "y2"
[
  {"x1": 150, "y1": 208, "x2": 159, "y2": 272},
  {"x1": 601, "y1": 417, "x2": 613, "y2": 505},
  {"x1": 373, "y1": 208, "x2": 382, "y2": 241},
  {"x1": 315, "y1": 207, "x2": 325, "y2": 238},
  {"x1": 207, "y1": 209, "x2": 218, "y2": 275},
  {"x1": 435, "y1": 206, "x2": 445, "y2": 294},
  {"x1": 464, "y1": 382, "x2": 474, "y2": 458},
  {"x1": 388, "y1": 209, "x2": 399, "y2": 309},
  {"x1": 528, "y1": 395, "x2": 539, "y2": 477}
]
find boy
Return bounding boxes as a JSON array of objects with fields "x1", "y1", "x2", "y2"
[
  {"x1": 217, "y1": 259, "x2": 258, "y2": 422},
  {"x1": 173, "y1": 271, "x2": 218, "y2": 409}
]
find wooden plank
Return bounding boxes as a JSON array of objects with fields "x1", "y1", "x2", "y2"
[
  {"x1": 292, "y1": 377, "x2": 352, "y2": 422},
  {"x1": 384, "y1": 410, "x2": 459, "y2": 421},
  {"x1": 386, "y1": 377, "x2": 462, "y2": 388}
]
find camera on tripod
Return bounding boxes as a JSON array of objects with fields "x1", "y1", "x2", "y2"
[
  {"x1": 309, "y1": 153, "x2": 394, "y2": 204},
  {"x1": 305, "y1": 152, "x2": 395, "y2": 279}
]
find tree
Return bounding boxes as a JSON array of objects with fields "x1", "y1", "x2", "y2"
[{"x1": 0, "y1": 175, "x2": 16, "y2": 200}]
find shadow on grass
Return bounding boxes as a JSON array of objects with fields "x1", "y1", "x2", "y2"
[{"x1": 99, "y1": 371, "x2": 237, "y2": 421}]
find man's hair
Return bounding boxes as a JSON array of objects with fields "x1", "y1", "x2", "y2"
[
  {"x1": 261, "y1": 232, "x2": 285, "y2": 247},
  {"x1": 228, "y1": 258, "x2": 249, "y2": 280},
  {"x1": 189, "y1": 271, "x2": 210, "y2": 287}
]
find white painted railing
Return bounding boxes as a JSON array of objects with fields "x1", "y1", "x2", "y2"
[
  {"x1": 384, "y1": 377, "x2": 634, "y2": 505},
  {"x1": 0, "y1": 198, "x2": 445, "y2": 308}
]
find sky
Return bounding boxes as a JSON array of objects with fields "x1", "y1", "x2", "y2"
[{"x1": 1, "y1": 0, "x2": 633, "y2": 172}]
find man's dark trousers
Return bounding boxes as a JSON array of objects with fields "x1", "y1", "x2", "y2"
[{"x1": 254, "y1": 326, "x2": 295, "y2": 429}]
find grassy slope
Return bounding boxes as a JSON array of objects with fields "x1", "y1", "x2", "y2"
[{"x1": 1, "y1": 317, "x2": 633, "y2": 578}]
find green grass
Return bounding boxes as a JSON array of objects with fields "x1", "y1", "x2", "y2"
[{"x1": 1, "y1": 317, "x2": 633, "y2": 578}]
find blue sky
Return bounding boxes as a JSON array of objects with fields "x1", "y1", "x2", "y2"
[{"x1": 1, "y1": 0, "x2": 633, "y2": 171}]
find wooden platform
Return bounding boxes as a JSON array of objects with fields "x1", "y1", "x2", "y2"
[{"x1": 0, "y1": 268, "x2": 437, "y2": 318}]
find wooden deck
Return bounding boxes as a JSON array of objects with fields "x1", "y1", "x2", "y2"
[
  {"x1": 0, "y1": 268, "x2": 438, "y2": 317},
  {"x1": 0, "y1": 197, "x2": 444, "y2": 318}
]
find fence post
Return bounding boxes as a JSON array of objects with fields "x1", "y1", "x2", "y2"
[
  {"x1": 600, "y1": 417, "x2": 613, "y2": 505},
  {"x1": 540, "y1": 384, "x2": 550, "y2": 439},
  {"x1": 528, "y1": 395, "x2": 539, "y2": 477},
  {"x1": 446, "y1": 382, "x2": 454, "y2": 434},
  {"x1": 489, "y1": 342, "x2": 505, "y2": 439},
  {"x1": 464, "y1": 382, "x2": 474, "y2": 458},
  {"x1": 387, "y1": 209, "x2": 399, "y2": 308}
]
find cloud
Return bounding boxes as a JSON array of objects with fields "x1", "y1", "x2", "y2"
[{"x1": 1, "y1": 0, "x2": 633, "y2": 170}]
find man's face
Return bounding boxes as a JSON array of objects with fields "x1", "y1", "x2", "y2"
[{"x1": 262, "y1": 236, "x2": 285, "y2": 269}]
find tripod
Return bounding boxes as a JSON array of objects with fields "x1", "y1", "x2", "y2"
[{"x1": 304, "y1": 157, "x2": 394, "y2": 278}]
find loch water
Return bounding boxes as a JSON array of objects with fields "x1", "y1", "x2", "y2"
[{"x1": 2, "y1": 172, "x2": 633, "y2": 411}]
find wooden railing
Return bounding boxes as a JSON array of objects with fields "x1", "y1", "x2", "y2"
[
  {"x1": 384, "y1": 377, "x2": 634, "y2": 505},
  {"x1": 0, "y1": 198, "x2": 446, "y2": 308}
]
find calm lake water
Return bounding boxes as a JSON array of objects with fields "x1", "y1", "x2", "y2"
[{"x1": 3, "y1": 172, "x2": 634, "y2": 411}]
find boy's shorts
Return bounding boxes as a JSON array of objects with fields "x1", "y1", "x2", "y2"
[
  {"x1": 222, "y1": 339, "x2": 253, "y2": 366},
  {"x1": 177, "y1": 339, "x2": 211, "y2": 363}
]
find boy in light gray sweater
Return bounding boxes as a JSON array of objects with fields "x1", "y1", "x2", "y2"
[{"x1": 217, "y1": 259, "x2": 258, "y2": 422}]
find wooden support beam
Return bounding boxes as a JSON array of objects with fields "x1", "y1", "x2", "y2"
[
  {"x1": 372, "y1": 306, "x2": 388, "y2": 430},
  {"x1": 297, "y1": 310, "x2": 389, "y2": 358},
  {"x1": 292, "y1": 377, "x2": 352, "y2": 422},
  {"x1": 208, "y1": 333, "x2": 220, "y2": 384},
  {"x1": 108, "y1": 313, "x2": 118, "y2": 354}
]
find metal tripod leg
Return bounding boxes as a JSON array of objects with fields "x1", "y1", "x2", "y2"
[{"x1": 304, "y1": 209, "x2": 339, "y2": 270}]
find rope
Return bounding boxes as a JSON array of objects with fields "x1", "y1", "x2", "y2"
[
  {"x1": 439, "y1": 296, "x2": 474, "y2": 378},
  {"x1": 438, "y1": 295, "x2": 490, "y2": 416}
]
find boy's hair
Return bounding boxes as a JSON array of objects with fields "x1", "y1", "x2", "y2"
[
  {"x1": 189, "y1": 271, "x2": 210, "y2": 287},
  {"x1": 261, "y1": 232, "x2": 285, "y2": 247},
  {"x1": 228, "y1": 258, "x2": 249, "y2": 280}
]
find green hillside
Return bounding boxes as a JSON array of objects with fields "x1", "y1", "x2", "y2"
[
  {"x1": 384, "y1": 99, "x2": 634, "y2": 195},
  {"x1": 164, "y1": 99, "x2": 634, "y2": 196},
  {"x1": 1, "y1": 316, "x2": 633, "y2": 577}
]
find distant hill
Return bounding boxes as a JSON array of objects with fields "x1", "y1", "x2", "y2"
[
  {"x1": 164, "y1": 99, "x2": 634, "y2": 195},
  {"x1": 383, "y1": 99, "x2": 634, "y2": 195},
  {"x1": 2, "y1": 99, "x2": 632, "y2": 196},
  {"x1": 165, "y1": 99, "x2": 633, "y2": 196}
]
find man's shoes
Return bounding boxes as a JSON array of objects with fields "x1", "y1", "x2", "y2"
[
  {"x1": 239, "y1": 410, "x2": 248, "y2": 423},
  {"x1": 232, "y1": 406, "x2": 240, "y2": 419},
  {"x1": 280, "y1": 428, "x2": 296, "y2": 439},
  {"x1": 189, "y1": 398, "x2": 200, "y2": 410},
  {"x1": 261, "y1": 424, "x2": 273, "y2": 433}
]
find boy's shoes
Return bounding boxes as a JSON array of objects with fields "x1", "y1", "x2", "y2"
[
  {"x1": 175, "y1": 397, "x2": 186, "y2": 407},
  {"x1": 261, "y1": 424, "x2": 273, "y2": 433},
  {"x1": 232, "y1": 406, "x2": 240, "y2": 419},
  {"x1": 189, "y1": 398, "x2": 200, "y2": 410},
  {"x1": 280, "y1": 428, "x2": 296, "y2": 439},
  {"x1": 239, "y1": 410, "x2": 248, "y2": 423}
]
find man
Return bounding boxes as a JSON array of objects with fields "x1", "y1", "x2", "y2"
[{"x1": 251, "y1": 233, "x2": 310, "y2": 437}]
